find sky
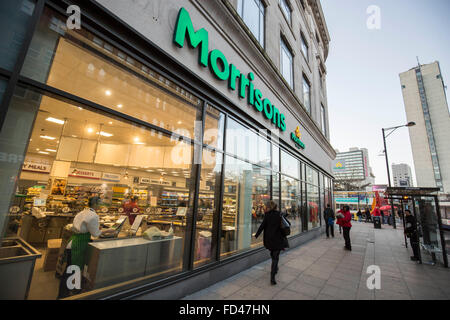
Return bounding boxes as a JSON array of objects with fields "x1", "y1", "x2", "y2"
[{"x1": 321, "y1": 0, "x2": 450, "y2": 185}]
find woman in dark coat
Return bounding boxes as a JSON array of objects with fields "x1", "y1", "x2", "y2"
[{"x1": 255, "y1": 201, "x2": 289, "y2": 285}]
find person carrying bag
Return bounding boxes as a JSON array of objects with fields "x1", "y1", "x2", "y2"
[{"x1": 255, "y1": 201, "x2": 289, "y2": 285}]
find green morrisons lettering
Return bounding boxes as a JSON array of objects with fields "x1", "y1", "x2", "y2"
[{"x1": 173, "y1": 7, "x2": 286, "y2": 132}]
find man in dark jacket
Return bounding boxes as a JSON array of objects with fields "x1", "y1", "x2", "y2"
[
  {"x1": 255, "y1": 201, "x2": 288, "y2": 285},
  {"x1": 323, "y1": 204, "x2": 335, "y2": 238},
  {"x1": 404, "y1": 209, "x2": 420, "y2": 261}
]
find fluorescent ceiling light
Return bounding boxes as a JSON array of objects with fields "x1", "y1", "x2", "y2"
[
  {"x1": 38, "y1": 151, "x2": 50, "y2": 155},
  {"x1": 96, "y1": 131, "x2": 113, "y2": 137},
  {"x1": 46, "y1": 117, "x2": 65, "y2": 125},
  {"x1": 40, "y1": 135, "x2": 56, "y2": 140},
  {"x1": 134, "y1": 142, "x2": 145, "y2": 145},
  {"x1": 45, "y1": 149, "x2": 57, "y2": 152},
  {"x1": 105, "y1": 90, "x2": 112, "y2": 96}
]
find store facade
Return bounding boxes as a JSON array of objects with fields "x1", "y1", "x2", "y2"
[{"x1": 0, "y1": 0, "x2": 335, "y2": 299}]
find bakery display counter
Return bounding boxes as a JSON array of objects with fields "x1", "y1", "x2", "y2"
[{"x1": 85, "y1": 236, "x2": 182, "y2": 290}]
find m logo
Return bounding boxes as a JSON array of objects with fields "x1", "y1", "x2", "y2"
[{"x1": 366, "y1": 265, "x2": 381, "y2": 290}]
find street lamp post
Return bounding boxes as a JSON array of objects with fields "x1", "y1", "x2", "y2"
[{"x1": 382, "y1": 122, "x2": 416, "y2": 229}]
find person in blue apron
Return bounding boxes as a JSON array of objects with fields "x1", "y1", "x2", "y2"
[{"x1": 57, "y1": 196, "x2": 102, "y2": 299}]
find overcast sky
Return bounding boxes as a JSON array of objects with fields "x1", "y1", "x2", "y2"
[{"x1": 321, "y1": 0, "x2": 450, "y2": 185}]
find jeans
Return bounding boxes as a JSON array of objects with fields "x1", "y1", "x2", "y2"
[
  {"x1": 326, "y1": 222, "x2": 334, "y2": 238},
  {"x1": 343, "y1": 227, "x2": 351, "y2": 250},
  {"x1": 270, "y1": 250, "x2": 281, "y2": 278},
  {"x1": 409, "y1": 232, "x2": 420, "y2": 259}
]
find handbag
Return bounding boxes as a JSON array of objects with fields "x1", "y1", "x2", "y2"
[{"x1": 280, "y1": 213, "x2": 291, "y2": 236}]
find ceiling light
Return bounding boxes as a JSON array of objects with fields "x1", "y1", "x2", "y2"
[
  {"x1": 40, "y1": 135, "x2": 56, "y2": 140},
  {"x1": 38, "y1": 151, "x2": 50, "y2": 155},
  {"x1": 117, "y1": 104, "x2": 123, "y2": 108},
  {"x1": 105, "y1": 90, "x2": 112, "y2": 96},
  {"x1": 45, "y1": 149, "x2": 57, "y2": 152},
  {"x1": 87, "y1": 128, "x2": 94, "y2": 133},
  {"x1": 146, "y1": 169, "x2": 154, "y2": 172},
  {"x1": 134, "y1": 137, "x2": 140, "y2": 142},
  {"x1": 46, "y1": 117, "x2": 65, "y2": 125},
  {"x1": 96, "y1": 131, "x2": 113, "y2": 137},
  {"x1": 36, "y1": 148, "x2": 40, "y2": 151},
  {"x1": 134, "y1": 142, "x2": 145, "y2": 145},
  {"x1": 177, "y1": 121, "x2": 182, "y2": 124},
  {"x1": 108, "y1": 121, "x2": 113, "y2": 125},
  {"x1": 72, "y1": 135, "x2": 78, "y2": 138}
]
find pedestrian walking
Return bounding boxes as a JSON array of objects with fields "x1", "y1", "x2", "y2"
[
  {"x1": 357, "y1": 209, "x2": 362, "y2": 222},
  {"x1": 337, "y1": 205, "x2": 352, "y2": 251},
  {"x1": 255, "y1": 201, "x2": 289, "y2": 285},
  {"x1": 364, "y1": 207, "x2": 371, "y2": 223},
  {"x1": 323, "y1": 204, "x2": 335, "y2": 238},
  {"x1": 380, "y1": 210, "x2": 385, "y2": 224},
  {"x1": 337, "y1": 207, "x2": 343, "y2": 234},
  {"x1": 404, "y1": 209, "x2": 420, "y2": 262}
]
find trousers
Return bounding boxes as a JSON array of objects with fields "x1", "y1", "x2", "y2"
[
  {"x1": 326, "y1": 222, "x2": 334, "y2": 238},
  {"x1": 343, "y1": 226, "x2": 351, "y2": 250},
  {"x1": 270, "y1": 250, "x2": 281, "y2": 278}
]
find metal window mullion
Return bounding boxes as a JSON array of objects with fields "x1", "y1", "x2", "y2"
[
  {"x1": 0, "y1": 0, "x2": 45, "y2": 131},
  {"x1": 215, "y1": 114, "x2": 228, "y2": 261}
]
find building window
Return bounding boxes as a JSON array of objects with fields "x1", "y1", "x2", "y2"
[
  {"x1": 301, "y1": 32, "x2": 309, "y2": 61},
  {"x1": 280, "y1": 38, "x2": 293, "y2": 88},
  {"x1": 237, "y1": 0, "x2": 265, "y2": 47},
  {"x1": 280, "y1": 0, "x2": 291, "y2": 25},
  {"x1": 303, "y1": 76, "x2": 311, "y2": 113},
  {"x1": 321, "y1": 104, "x2": 327, "y2": 136}
]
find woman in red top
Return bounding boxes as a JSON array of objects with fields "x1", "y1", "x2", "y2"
[{"x1": 337, "y1": 205, "x2": 352, "y2": 251}]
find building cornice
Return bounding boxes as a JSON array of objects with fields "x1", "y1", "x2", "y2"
[{"x1": 307, "y1": 0, "x2": 330, "y2": 60}]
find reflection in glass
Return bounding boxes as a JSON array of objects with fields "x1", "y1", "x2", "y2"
[
  {"x1": 281, "y1": 150, "x2": 299, "y2": 179},
  {"x1": 281, "y1": 175, "x2": 301, "y2": 235},
  {"x1": 307, "y1": 184, "x2": 320, "y2": 230},
  {"x1": 204, "y1": 106, "x2": 224, "y2": 150},
  {"x1": 225, "y1": 118, "x2": 270, "y2": 167},
  {"x1": 0, "y1": 0, "x2": 36, "y2": 70},
  {"x1": 194, "y1": 149, "x2": 223, "y2": 268},
  {"x1": 221, "y1": 156, "x2": 271, "y2": 257}
]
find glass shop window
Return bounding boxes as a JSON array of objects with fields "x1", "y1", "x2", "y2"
[
  {"x1": 204, "y1": 105, "x2": 225, "y2": 150},
  {"x1": 281, "y1": 150, "x2": 299, "y2": 179},
  {"x1": 194, "y1": 148, "x2": 223, "y2": 268},
  {"x1": 20, "y1": 7, "x2": 202, "y2": 141},
  {"x1": 281, "y1": 175, "x2": 301, "y2": 235},
  {"x1": 0, "y1": 0, "x2": 36, "y2": 70},
  {"x1": 2, "y1": 88, "x2": 195, "y2": 299},
  {"x1": 225, "y1": 118, "x2": 271, "y2": 167},
  {"x1": 221, "y1": 156, "x2": 273, "y2": 257}
]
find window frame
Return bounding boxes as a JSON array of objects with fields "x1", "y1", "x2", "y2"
[
  {"x1": 280, "y1": 37, "x2": 294, "y2": 88},
  {"x1": 237, "y1": 0, "x2": 266, "y2": 48}
]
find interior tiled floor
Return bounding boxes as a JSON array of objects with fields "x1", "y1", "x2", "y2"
[{"x1": 182, "y1": 222, "x2": 450, "y2": 300}]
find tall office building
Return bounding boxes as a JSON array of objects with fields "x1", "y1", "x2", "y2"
[
  {"x1": 399, "y1": 61, "x2": 450, "y2": 193},
  {"x1": 392, "y1": 163, "x2": 413, "y2": 187},
  {"x1": 333, "y1": 147, "x2": 375, "y2": 189}
]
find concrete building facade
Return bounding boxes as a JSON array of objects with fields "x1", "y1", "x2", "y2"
[
  {"x1": 333, "y1": 147, "x2": 375, "y2": 190},
  {"x1": 399, "y1": 61, "x2": 450, "y2": 193},
  {"x1": 392, "y1": 163, "x2": 414, "y2": 187}
]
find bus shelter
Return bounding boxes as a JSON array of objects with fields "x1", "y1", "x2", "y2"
[{"x1": 385, "y1": 187, "x2": 448, "y2": 267}]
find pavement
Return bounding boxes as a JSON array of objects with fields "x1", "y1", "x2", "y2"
[{"x1": 182, "y1": 221, "x2": 450, "y2": 300}]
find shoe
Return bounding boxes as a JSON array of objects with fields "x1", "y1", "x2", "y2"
[
  {"x1": 270, "y1": 278, "x2": 277, "y2": 285},
  {"x1": 410, "y1": 256, "x2": 418, "y2": 261}
]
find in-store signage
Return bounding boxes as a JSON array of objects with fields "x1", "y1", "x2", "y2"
[
  {"x1": 69, "y1": 168, "x2": 101, "y2": 179},
  {"x1": 291, "y1": 126, "x2": 305, "y2": 149},
  {"x1": 174, "y1": 7, "x2": 286, "y2": 132},
  {"x1": 102, "y1": 172, "x2": 121, "y2": 182},
  {"x1": 22, "y1": 161, "x2": 51, "y2": 173}
]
